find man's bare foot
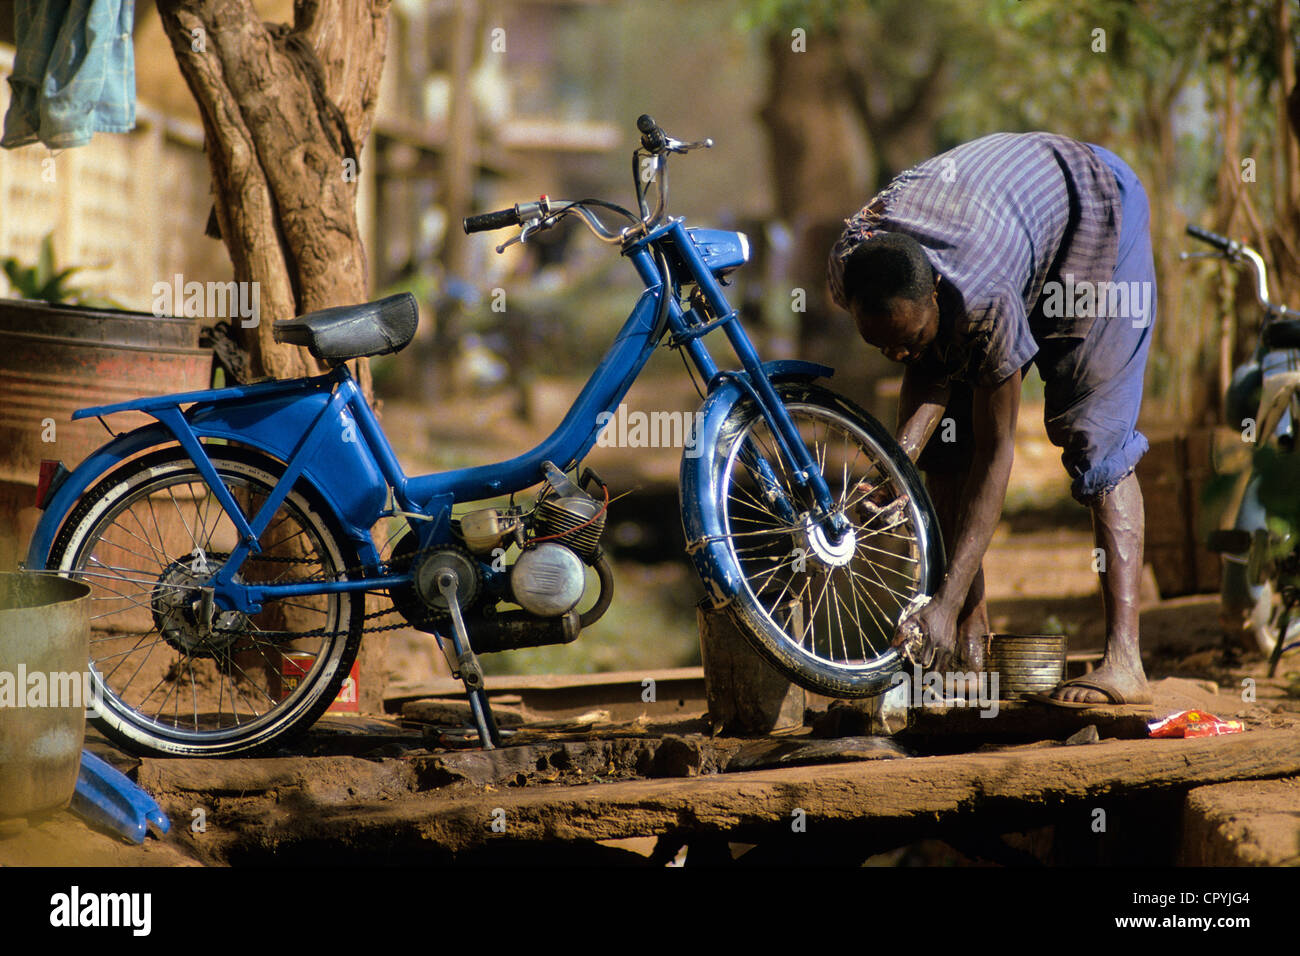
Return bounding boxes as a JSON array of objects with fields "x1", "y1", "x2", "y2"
[{"x1": 1049, "y1": 660, "x2": 1151, "y2": 705}]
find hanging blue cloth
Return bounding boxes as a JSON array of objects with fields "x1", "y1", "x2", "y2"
[{"x1": 2, "y1": 0, "x2": 136, "y2": 150}]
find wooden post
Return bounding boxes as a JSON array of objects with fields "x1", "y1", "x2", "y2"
[{"x1": 698, "y1": 603, "x2": 805, "y2": 735}]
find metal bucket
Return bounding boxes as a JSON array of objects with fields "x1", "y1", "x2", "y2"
[
  {"x1": 0, "y1": 572, "x2": 91, "y2": 819},
  {"x1": 987, "y1": 633, "x2": 1067, "y2": 697}
]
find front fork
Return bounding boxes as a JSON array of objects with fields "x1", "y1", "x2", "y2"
[{"x1": 719, "y1": 370, "x2": 851, "y2": 540}]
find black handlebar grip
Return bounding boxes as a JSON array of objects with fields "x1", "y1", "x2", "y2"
[
  {"x1": 637, "y1": 113, "x2": 667, "y2": 152},
  {"x1": 463, "y1": 206, "x2": 520, "y2": 234},
  {"x1": 1186, "y1": 223, "x2": 1234, "y2": 251}
]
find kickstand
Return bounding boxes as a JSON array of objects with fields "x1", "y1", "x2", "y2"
[
  {"x1": 434, "y1": 568, "x2": 502, "y2": 749},
  {"x1": 468, "y1": 686, "x2": 502, "y2": 748}
]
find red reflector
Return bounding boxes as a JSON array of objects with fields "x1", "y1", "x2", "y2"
[{"x1": 36, "y1": 460, "x2": 63, "y2": 509}]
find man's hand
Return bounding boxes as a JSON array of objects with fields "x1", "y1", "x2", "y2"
[
  {"x1": 892, "y1": 598, "x2": 959, "y2": 670},
  {"x1": 852, "y1": 478, "x2": 907, "y2": 527}
]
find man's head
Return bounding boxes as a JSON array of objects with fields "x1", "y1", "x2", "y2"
[{"x1": 840, "y1": 232, "x2": 940, "y2": 364}]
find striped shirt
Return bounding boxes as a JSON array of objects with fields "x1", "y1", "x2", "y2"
[{"x1": 827, "y1": 132, "x2": 1122, "y2": 387}]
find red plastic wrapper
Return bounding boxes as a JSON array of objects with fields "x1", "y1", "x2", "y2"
[
  {"x1": 1147, "y1": 709, "x2": 1245, "y2": 738},
  {"x1": 1184, "y1": 719, "x2": 1245, "y2": 737}
]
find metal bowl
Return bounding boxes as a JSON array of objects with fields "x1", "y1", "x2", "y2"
[{"x1": 986, "y1": 633, "x2": 1067, "y2": 697}]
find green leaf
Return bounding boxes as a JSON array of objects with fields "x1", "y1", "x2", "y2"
[{"x1": 36, "y1": 234, "x2": 56, "y2": 286}]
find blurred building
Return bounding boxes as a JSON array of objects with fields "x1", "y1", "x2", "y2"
[{"x1": 0, "y1": 0, "x2": 618, "y2": 309}]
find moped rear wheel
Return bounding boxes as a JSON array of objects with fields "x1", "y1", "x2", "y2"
[
  {"x1": 45, "y1": 446, "x2": 364, "y2": 757},
  {"x1": 707, "y1": 383, "x2": 944, "y2": 697}
]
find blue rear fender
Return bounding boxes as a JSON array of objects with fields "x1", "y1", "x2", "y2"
[
  {"x1": 27, "y1": 389, "x2": 387, "y2": 569},
  {"x1": 27, "y1": 423, "x2": 176, "y2": 569}
]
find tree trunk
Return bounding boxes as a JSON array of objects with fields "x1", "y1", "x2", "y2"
[
  {"x1": 155, "y1": 0, "x2": 392, "y2": 712},
  {"x1": 759, "y1": 29, "x2": 877, "y2": 404},
  {"x1": 155, "y1": 0, "x2": 389, "y2": 389}
]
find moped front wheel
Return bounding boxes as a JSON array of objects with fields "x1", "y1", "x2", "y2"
[
  {"x1": 45, "y1": 446, "x2": 364, "y2": 757},
  {"x1": 1248, "y1": 577, "x2": 1300, "y2": 657},
  {"x1": 702, "y1": 382, "x2": 944, "y2": 697}
]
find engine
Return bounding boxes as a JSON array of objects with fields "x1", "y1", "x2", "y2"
[{"x1": 389, "y1": 462, "x2": 613, "y2": 652}]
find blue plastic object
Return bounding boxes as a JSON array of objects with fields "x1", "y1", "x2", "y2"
[{"x1": 71, "y1": 750, "x2": 170, "y2": 844}]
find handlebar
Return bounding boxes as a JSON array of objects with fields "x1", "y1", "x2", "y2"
[
  {"x1": 1185, "y1": 223, "x2": 1237, "y2": 254},
  {"x1": 462, "y1": 114, "x2": 712, "y2": 248},
  {"x1": 638, "y1": 114, "x2": 669, "y2": 153},
  {"x1": 1184, "y1": 223, "x2": 1300, "y2": 321},
  {"x1": 463, "y1": 207, "x2": 522, "y2": 234}
]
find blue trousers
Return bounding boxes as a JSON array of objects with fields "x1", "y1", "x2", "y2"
[{"x1": 918, "y1": 145, "x2": 1156, "y2": 504}]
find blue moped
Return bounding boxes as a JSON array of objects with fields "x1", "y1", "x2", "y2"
[{"x1": 27, "y1": 116, "x2": 942, "y2": 755}]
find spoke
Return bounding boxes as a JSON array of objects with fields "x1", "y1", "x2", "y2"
[
  {"x1": 221, "y1": 654, "x2": 267, "y2": 718},
  {"x1": 760, "y1": 568, "x2": 802, "y2": 622},
  {"x1": 726, "y1": 480, "x2": 782, "y2": 521},
  {"x1": 93, "y1": 526, "x2": 160, "y2": 567},
  {"x1": 143, "y1": 493, "x2": 171, "y2": 565},
  {"x1": 841, "y1": 566, "x2": 887, "y2": 658},
  {"x1": 90, "y1": 593, "x2": 156, "y2": 621},
  {"x1": 806, "y1": 565, "x2": 836, "y2": 640},
  {"x1": 750, "y1": 429, "x2": 800, "y2": 503},
  {"x1": 261, "y1": 525, "x2": 310, "y2": 555},
  {"x1": 828, "y1": 567, "x2": 849, "y2": 662},
  {"x1": 842, "y1": 563, "x2": 896, "y2": 644},
  {"x1": 853, "y1": 540, "x2": 921, "y2": 573},
  {"x1": 61, "y1": 458, "x2": 353, "y2": 747},
  {"x1": 92, "y1": 634, "x2": 168, "y2": 659},
  {"x1": 188, "y1": 655, "x2": 200, "y2": 729},
  {"x1": 220, "y1": 654, "x2": 236, "y2": 727},
  {"x1": 277, "y1": 599, "x2": 330, "y2": 616},
  {"x1": 850, "y1": 556, "x2": 914, "y2": 611},
  {"x1": 165, "y1": 485, "x2": 198, "y2": 548},
  {"x1": 747, "y1": 550, "x2": 807, "y2": 596},
  {"x1": 226, "y1": 657, "x2": 279, "y2": 708},
  {"x1": 78, "y1": 573, "x2": 146, "y2": 604},
  {"x1": 856, "y1": 523, "x2": 920, "y2": 544},
  {"x1": 78, "y1": 566, "x2": 193, "y2": 590},
  {"x1": 124, "y1": 507, "x2": 168, "y2": 568}
]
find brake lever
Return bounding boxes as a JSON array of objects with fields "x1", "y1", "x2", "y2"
[
  {"x1": 665, "y1": 137, "x2": 714, "y2": 154},
  {"x1": 494, "y1": 216, "x2": 546, "y2": 254}
]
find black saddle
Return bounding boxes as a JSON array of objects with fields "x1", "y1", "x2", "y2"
[{"x1": 272, "y1": 292, "x2": 418, "y2": 362}]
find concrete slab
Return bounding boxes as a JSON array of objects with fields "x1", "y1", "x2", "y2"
[{"x1": 1180, "y1": 776, "x2": 1300, "y2": 866}]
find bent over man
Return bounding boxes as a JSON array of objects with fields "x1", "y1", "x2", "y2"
[{"x1": 827, "y1": 131, "x2": 1155, "y2": 707}]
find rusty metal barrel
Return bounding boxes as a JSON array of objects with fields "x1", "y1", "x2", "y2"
[
  {"x1": 0, "y1": 572, "x2": 92, "y2": 819},
  {"x1": 0, "y1": 299, "x2": 210, "y2": 572},
  {"x1": 0, "y1": 298, "x2": 210, "y2": 485}
]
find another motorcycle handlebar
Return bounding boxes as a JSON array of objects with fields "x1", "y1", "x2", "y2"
[
  {"x1": 1185, "y1": 224, "x2": 1300, "y2": 320},
  {"x1": 1186, "y1": 223, "x2": 1237, "y2": 254}
]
